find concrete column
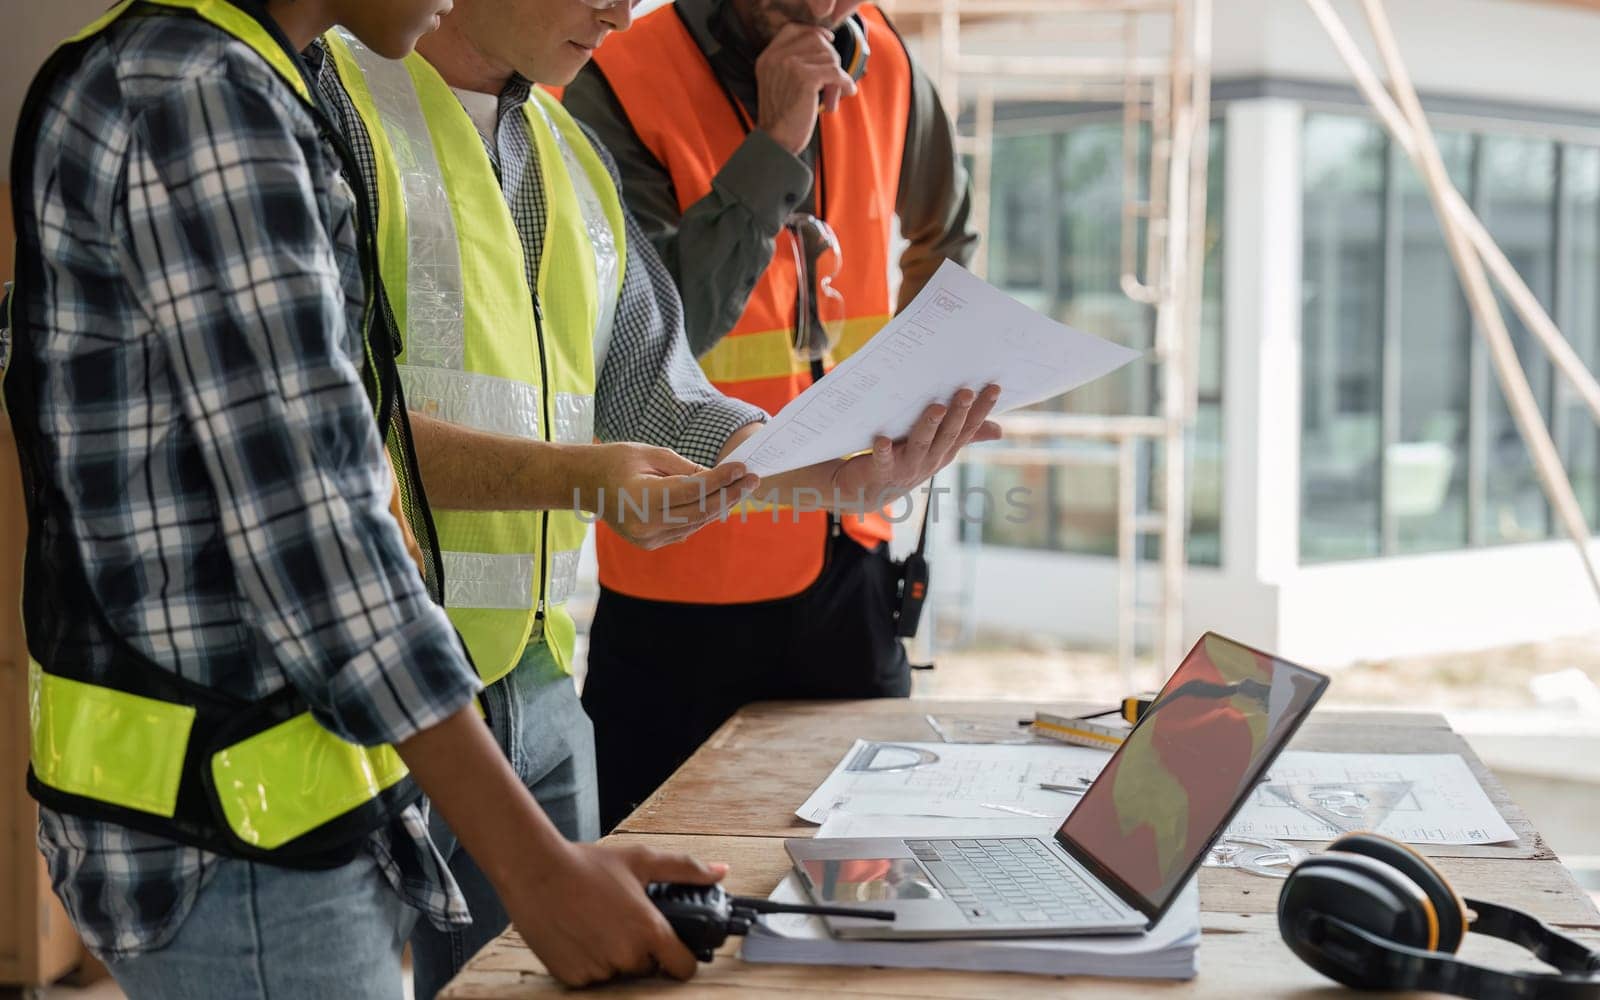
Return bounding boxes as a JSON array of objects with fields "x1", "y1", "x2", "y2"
[{"x1": 1223, "y1": 100, "x2": 1304, "y2": 596}]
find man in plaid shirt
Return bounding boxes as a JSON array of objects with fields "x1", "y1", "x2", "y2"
[{"x1": 4, "y1": 1, "x2": 724, "y2": 996}]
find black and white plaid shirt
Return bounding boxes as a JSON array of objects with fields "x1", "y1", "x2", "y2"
[
  {"x1": 307, "y1": 43, "x2": 765, "y2": 467},
  {"x1": 6, "y1": 9, "x2": 481, "y2": 960}
]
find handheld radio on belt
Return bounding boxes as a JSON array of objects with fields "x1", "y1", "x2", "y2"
[{"x1": 893, "y1": 506, "x2": 932, "y2": 640}]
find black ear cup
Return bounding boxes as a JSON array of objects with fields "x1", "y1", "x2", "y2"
[
  {"x1": 1282, "y1": 833, "x2": 1600, "y2": 997},
  {"x1": 1329, "y1": 833, "x2": 1468, "y2": 951},
  {"x1": 1278, "y1": 853, "x2": 1440, "y2": 990}
]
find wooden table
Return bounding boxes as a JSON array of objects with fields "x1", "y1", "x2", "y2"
[{"x1": 442, "y1": 700, "x2": 1600, "y2": 998}]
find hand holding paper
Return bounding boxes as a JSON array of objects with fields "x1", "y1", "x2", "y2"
[
  {"x1": 828, "y1": 385, "x2": 1003, "y2": 511},
  {"x1": 725, "y1": 261, "x2": 1142, "y2": 478}
]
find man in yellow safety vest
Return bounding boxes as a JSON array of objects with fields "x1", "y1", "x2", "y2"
[{"x1": 312, "y1": 0, "x2": 1000, "y2": 993}]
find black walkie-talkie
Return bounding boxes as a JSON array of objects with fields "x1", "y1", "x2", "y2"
[
  {"x1": 647, "y1": 883, "x2": 895, "y2": 962},
  {"x1": 831, "y1": 12, "x2": 870, "y2": 82}
]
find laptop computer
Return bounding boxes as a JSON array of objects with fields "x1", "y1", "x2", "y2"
[{"x1": 785, "y1": 632, "x2": 1329, "y2": 939}]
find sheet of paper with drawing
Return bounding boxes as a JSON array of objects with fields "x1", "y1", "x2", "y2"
[
  {"x1": 795, "y1": 740, "x2": 1111, "y2": 824},
  {"x1": 1224, "y1": 751, "x2": 1516, "y2": 845},
  {"x1": 724, "y1": 261, "x2": 1142, "y2": 477}
]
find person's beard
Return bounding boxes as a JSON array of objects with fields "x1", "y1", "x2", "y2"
[{"x1": 749, "y1": 0, "x2": 830, "y2": 46}]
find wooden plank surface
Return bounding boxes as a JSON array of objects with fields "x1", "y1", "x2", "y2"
[
  {"x1": 443, "y1": 914, "x2": 1600, "y2": 999},
  {"x1": 618, "y1": 701, "x2": 1548, "y2": 860},
  {"x1": 443, "y1": 701, "x2": 1592, "y2": 998},
  {"x1": 598, "y1": 833, "x2": 1600, "y2": 929}
]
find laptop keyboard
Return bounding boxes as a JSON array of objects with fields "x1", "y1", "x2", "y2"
[{"x1": 904, "y1": 838, "x2": 1123, "y2": 925}]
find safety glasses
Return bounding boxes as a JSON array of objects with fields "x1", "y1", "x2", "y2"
[{"x1": 785, "y1": 212, "x2": 845, "y2": 364}]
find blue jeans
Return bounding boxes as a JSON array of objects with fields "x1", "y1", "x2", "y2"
[
  {"x1": 108, "y1": 852, "x2": 413, "y2": 1000},
  {"x1": 410, "y1": 641, "x2": 599, "y2": 1000}
]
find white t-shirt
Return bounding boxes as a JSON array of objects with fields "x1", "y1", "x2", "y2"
[{"x1": 452, "y1": 86, "x2": 499, "y2": 144}]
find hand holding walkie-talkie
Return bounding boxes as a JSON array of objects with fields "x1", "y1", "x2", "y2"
[
  {"x1": 753, "y1": 16, "x2": 867, "y2": 154},
  {"x1": 648, "y1": 882, "x2": 895, "y2": 962}
]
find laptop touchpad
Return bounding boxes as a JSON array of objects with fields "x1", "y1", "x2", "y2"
[{"x1": 799, "y1": 858, "x2": 945, "y2": 902}]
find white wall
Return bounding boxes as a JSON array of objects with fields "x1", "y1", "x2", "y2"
[
  {"x1": 1214, "y1": 0, "x2": 1600, "y2": 116},
  {"x1": 897, "y1": 0, "x2": 1600, "y2": 126},
  {"x1": 1277, "y1": 542, "x2": 1600, "y2": 664},
  {"x1": 956, "y1": 546, "x2": 1283, "y2": 654}
]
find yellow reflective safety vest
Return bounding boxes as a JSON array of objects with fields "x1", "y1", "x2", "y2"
[
  {"x1": 10, "y1": 0, "x2": 416, "y2": 868},
  {"x1": 324, "y1": 31, "x2": 626, "y2": 682}
]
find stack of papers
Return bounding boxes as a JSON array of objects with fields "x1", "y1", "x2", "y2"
[{"x1": 740, "y1": 816, "x2": 1200, "y2": 979}]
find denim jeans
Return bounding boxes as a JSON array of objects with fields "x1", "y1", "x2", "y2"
[
  {"x1": 410, "y1": 640, "x2": 599, "y2": 1000},
  {"x1": 108, "y1": 851, "x2": 413, "y2": 1000}
]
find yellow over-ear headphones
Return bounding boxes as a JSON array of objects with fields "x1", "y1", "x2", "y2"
[{"x1": 1279, "y1": 832, "x2": 1600, "y2": 998}]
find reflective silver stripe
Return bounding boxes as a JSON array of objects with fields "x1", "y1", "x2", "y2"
[
  {"x1": 546, "y1": 548, "x2": 581, "y2": 607},
  {"x1": 439, "y1": 550, "x2": 578, "y2": 610},
  {"x1": 399, "y1": 365, "x2": 590, "y2": 444},
  {"x1": 529, "y1": 97, "x2": 621, "y2": 374},
  {"x1": 399, "y1": 365, "x2": 542, "y2": 440},
  {"x1": 553, "y1": 392, "x2": 594, "y2": 445},
  {"x1": 441, "y1": 552, "x2": 534, "y2": 610},
  {"x1": 337, "y1": 31, "x2": 465, "y2": 371}
]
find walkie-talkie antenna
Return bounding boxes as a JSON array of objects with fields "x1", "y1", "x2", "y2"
[
  {"x1": 734, "y1": 896, "x2": 896, "y2": 922},
  {"x1": 649, "y1": 882, "x2": 898, "y2": 962}
]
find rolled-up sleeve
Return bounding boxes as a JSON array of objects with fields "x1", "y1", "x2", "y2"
[
  {"x1": 122, "y1": 72, "x2": 479, "y2": 746},
  {"x1": 583, "y1": 125, "x2": 766, "y2": 466}
]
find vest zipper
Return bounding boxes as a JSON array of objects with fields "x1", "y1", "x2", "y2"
[{"x1": 533, "y1": 295, "x2": 553, "y2": 630}]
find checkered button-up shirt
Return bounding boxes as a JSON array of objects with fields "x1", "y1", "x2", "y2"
[{"x1": 6, "y1": 8, "x2": 480, "y2": 960}]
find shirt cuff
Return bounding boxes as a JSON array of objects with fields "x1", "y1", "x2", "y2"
[
  {"x1": 322, "y1": 607, "x2": 482, "y2": 747},
  {"x1": 679, "y1": 397, "x2": 768, "y2": 468},
  {"x1": 712, "y1": 132, "x2": 813, "y2": 236}
]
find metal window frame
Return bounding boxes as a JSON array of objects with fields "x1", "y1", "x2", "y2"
[{"x1": 1300, "y1": 112, "x2": 1600, "y2": 562}]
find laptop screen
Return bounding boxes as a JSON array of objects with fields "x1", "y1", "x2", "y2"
[{"x1": 1056, "y1": 633, "x2": 1328, "y2": 922}]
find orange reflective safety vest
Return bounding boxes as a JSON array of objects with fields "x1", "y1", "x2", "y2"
[{"x1": 590, "y1": 3, "x2": 911, "y2": 604}]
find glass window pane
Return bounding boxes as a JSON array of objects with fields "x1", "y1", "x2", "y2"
[
  {"x1": 988, "y1": 132, "x2": 1054, "y2": 298},
  {"x1": 1187, "y1": 404, "x2": 1224, "y2": 565},
  {"x1": 975, "y1": 118, "x2": 1223, "y2": 567},
  {"x1": 1188, "y1": 122, "x2": 1226, "y2": 566},
  {"x1": 1561, "y1": 145, "x2": 1600, "y2": 529},
  {"x1": 971, "y1": 464, "x2": 1053, "y2": 550},
  {"x1": 1052, "y1": 448, "x2": 1121, "y2": 556},
  {"x1": 1301, "y1": 115, "x2": 1386, "y2": 561},
  {"x1": 1057, "y1": 123, "x2": 1156, "y2": 419},
  {"x1": 1478, "y1": 136, "x2": 1557, "y2": 544},
  {"x1": 1392, "y1": 133, "x2": 1474, "y2": 553}
]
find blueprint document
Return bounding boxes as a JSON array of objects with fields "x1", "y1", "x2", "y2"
[
  {"x1": 1225, "y1": 752, "x2": 1516, "y2": 845},
  {"x1": 795, "y1": 740, "x2": 1111, "y2": 824},
  {"x1": 724, "y1": 260, "x2": 1142, "y2": 477}
]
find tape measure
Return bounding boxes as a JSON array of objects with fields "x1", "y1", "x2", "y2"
[{"x1": 1031, "y1": 693, "x2": 1157, "y2": 750}]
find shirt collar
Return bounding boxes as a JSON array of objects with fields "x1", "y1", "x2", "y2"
[{"x1": 499, "y1": 74, "x2": 533, "y2": 123}]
